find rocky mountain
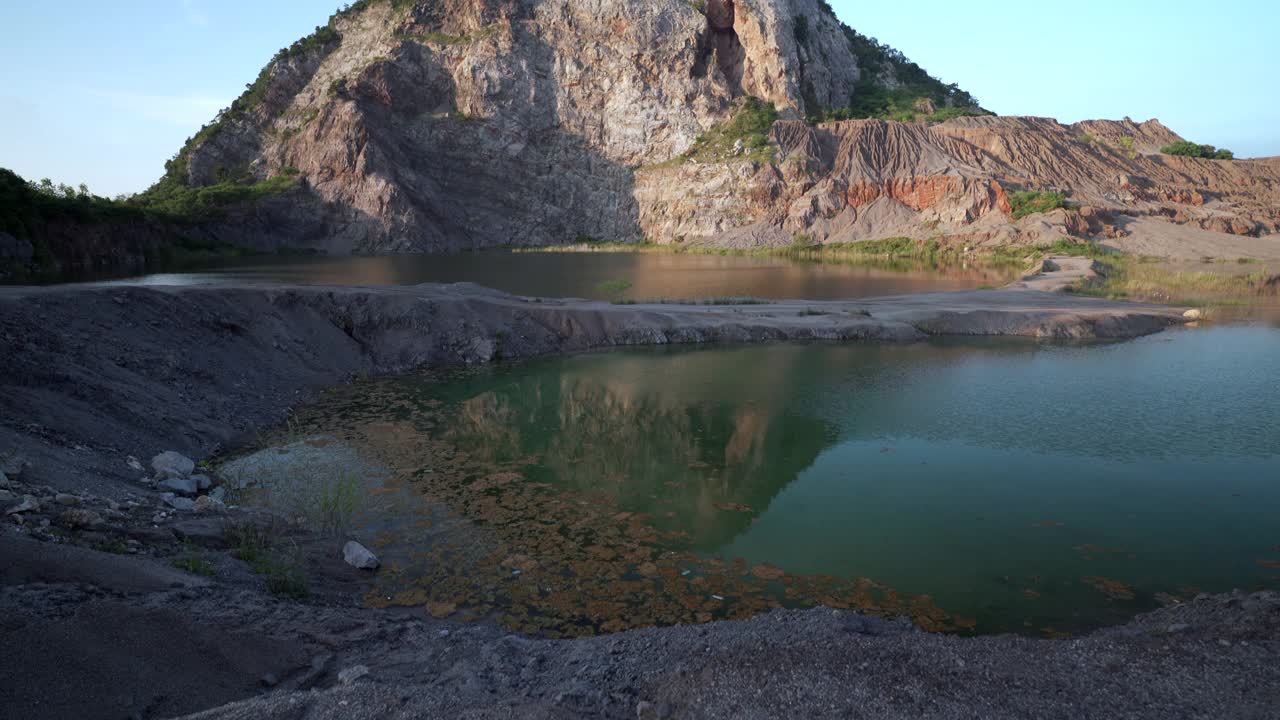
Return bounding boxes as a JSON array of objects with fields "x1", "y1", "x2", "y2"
[{"x1": 152, "y1": 0, "x2": 1279, "y2": 255}]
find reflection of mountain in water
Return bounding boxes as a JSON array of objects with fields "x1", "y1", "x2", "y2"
[
  {"x1": 441, "y1": 351, "x2": 835, "y2": 551},
  {"x1": 429, "y1": 330, "x2": 1280, "y2": 555}
]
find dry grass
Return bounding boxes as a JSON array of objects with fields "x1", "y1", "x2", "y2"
[{"x1": 1074, "y1": 258, "x2": 1277, "y2": 305}]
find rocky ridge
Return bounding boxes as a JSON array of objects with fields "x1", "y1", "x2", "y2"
[{"x1": 146, "y1": 0, "x2": 1280, "y2": 257}]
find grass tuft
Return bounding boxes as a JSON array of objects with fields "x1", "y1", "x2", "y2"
[{"x1": 1008, "y1": 191, "x2": 1069, "y2": 220}]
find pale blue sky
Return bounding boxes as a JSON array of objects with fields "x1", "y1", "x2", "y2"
[{"x1": 1, "y1": 0, "x2": 1276, "y2": 196}]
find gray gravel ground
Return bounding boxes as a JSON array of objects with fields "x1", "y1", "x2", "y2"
[{"x1": 2, "y1": 531, "x2": 1276, "y2": 720}]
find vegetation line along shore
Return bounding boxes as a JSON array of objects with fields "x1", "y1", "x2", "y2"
[{"x1": 540, "y1": 236, "x2": 1277, "y2": 307}]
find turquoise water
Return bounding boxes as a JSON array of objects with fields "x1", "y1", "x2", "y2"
[
  {"x1": 422, "y1": 326, "x2": 1280, "y2": 630},
  {"x1": 308, "y1": 325, "x2": 1280, "y2": 634}
]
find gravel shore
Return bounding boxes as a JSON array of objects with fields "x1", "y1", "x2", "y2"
[{"x1": 1, "y1": 273, "x2": 1243, "y2": 720}]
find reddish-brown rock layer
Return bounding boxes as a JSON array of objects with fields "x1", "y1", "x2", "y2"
[{"x1": 636, "y1": 116, "x2": 1280, "y2": 251}]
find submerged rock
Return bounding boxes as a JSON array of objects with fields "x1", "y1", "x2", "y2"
[
  {"x1": 343, "y1": 541, "x2": 380, "y2": 570},
  {"x1": 151, "y1": 451, "x2": 195, "y2": 479}
]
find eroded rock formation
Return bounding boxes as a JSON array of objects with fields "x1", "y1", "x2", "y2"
[{"x1": 158, "y1": 0, "x2": 1280, "y2": 254}]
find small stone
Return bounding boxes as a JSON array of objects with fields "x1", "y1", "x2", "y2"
[
  {"x1": 160, "y1": 476, "x2": 200, "y2": 496},
  {"x1": 126, "y1": 456, "x2": 144, "y2": 472},
  {"x1": 55, "y1": 493, "x2": 81, "y2": 507},
  {"x1": 208, "y1": 486, "x2": 227, "y2": 503},
  {"x1": 260, "y1": 673, "x2": 280, "y2": 687},
  {"x1": 191, "y1": 474, "x2": 212, "y2": 491},
  {"x1": 192, "y1": 496, "x2": 225, "y2": 514},
  {"x1": 1166, "y1": 623, "x2": 1191, "y2": 634},
  {"x1": 59, "y1": 508, "x2": 103, "y2": 529},
  {"x1": 0, "y1": 471, "x2": 9, "y2": 489},
  {"x1": 161, "y1": 493, "x2": 195, "y2": 512},
  {"x1": 636, "y1": 701, "x2": 655, "y2": 718},
  {"x1": 151, "y1": 451, "x2": 194, "y2": 479},
  {"x1": 7, "y1": 495, "x2": 40, "y2": 514},
  {"x1": 337, "y1": 665, "x2": 369, "y2": 685},
  {"x1": 656, "y1": 702, "x2": 673, "y2": 719},
  {"x1": 1183, "y1": 308, "x2": 1204, "y2": 320},
  {"x1": 0, "y1": 455, "x2": 28, "y2": 479},
  {"x1": 343, "y1": 541, "x2": 380, "y2": 570},
  {"x1": 0, "y1": 490, "x2": 13, "y2": 503}
]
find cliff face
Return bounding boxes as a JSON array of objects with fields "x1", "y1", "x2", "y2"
[{"x1": 159, "y1": 0, "x2": 1280, "y2": 254}]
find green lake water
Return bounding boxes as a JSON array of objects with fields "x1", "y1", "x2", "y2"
[{"x1": 322, "y1": 325, "x2": 1280, "y2": 635}]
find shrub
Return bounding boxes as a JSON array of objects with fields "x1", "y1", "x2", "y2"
[
  {"x1": 263, "y1": 560, "x2": 311, "y2": 599},
  {"x1": 685, "y1": 97, "x2": 779, "y2": 164},
  {"x1": 1161, "y1": 141, "x2": 1234, "y2": 160},
  {"x1": 226, "y1": 520, "x2": 275, "y2": 569},
  {"x1": 801, "y1": 11, "x2": 985, "y2": 124},
  {"x1": 1008, "y1": 190, "x2": 1068, "y2": 220},
  {"x1": 131, "y1": 173, "x2": 299, "y2": 220},
  {"x1": 171, "y1": 543, "x2": 216, "y2": 576}
]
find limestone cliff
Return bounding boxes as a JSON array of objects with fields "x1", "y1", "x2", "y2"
[{"x1": 153, "y1": 0, "x2": 1279, "y2": 254}]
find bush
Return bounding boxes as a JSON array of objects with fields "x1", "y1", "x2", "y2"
[
  {"x1": 801, "y1": 13, "x2": 984, "y2": 124},
  {"x1": 1008, "y1": 190, "x2": 1068, "y2": 220},
  {"x1": 0, "y1": 169, "x2": 152, "y2": 241},
  {"x1": 1161, "y1": 141, "x2": 1234, "y2": 160},
  {"x1": 171, "y1": 543, "x2": 216, "y2": 576},
  {"x1": 657, "y1": 97, "x2": 779, "y2": 166},
  {"x1": 132, "y1": 173, "x2": 299, "y2": 220}
]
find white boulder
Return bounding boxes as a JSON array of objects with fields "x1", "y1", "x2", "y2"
[{"x1": 343, "y1": 541, "x2": 380, "y2": 570}]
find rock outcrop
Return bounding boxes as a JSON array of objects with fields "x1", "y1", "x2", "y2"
[{"x1": 152, "y1": 0, "x2": 1279, "y2": 254}]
